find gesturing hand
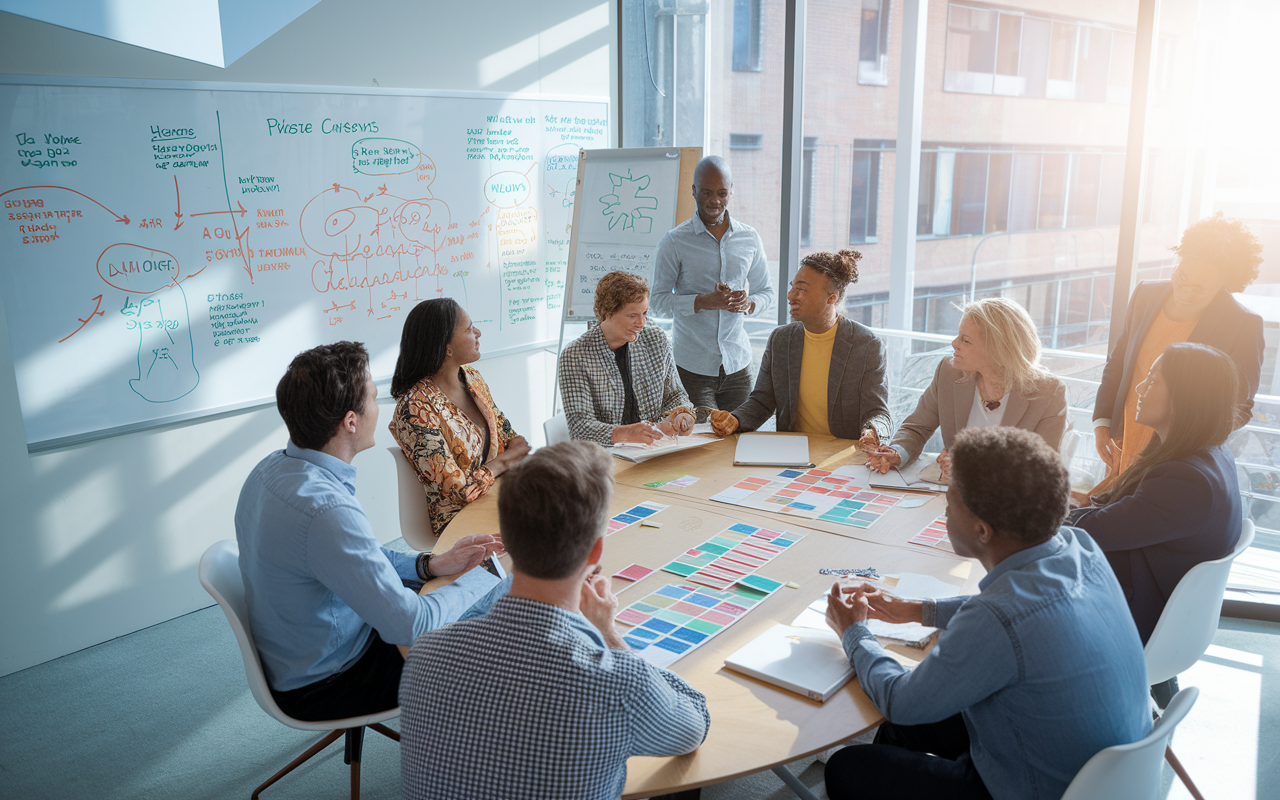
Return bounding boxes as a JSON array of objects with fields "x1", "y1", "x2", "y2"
[
  {"x1": 825, "y1": 580, "x2": 870, "y2": 637},
  {"x1": 428, "y1": 533, "x2": 505, "y2": 577},
  {"x1": 613, "y1": 422, "x2": 664, "y2": 445},
  {"x1": 936, "y1": 449, "x2": 952, "y2": 483},
  {"x1": 667, "y1": 407, "x2": 696, "y2": 435},
  {"x1": 865, "y1": 448, "x2": 901, "y2": 474},
  {"x1": 837, "y1": 581, "x2": 925, "y2": 625},
  {"x1": 708, "y1": 409, "x2": 739, "y2": 437}
]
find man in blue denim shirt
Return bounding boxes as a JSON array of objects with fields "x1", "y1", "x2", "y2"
[
  {"x1": 236, "y1": 341, "x2": 508, "y2": 721},
  {"x1": 824, "y1": 427, "x2": 1150, "y2": 800}
]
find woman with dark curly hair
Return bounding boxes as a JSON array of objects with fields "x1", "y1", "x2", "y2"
[{"x1": 1093, "y1": 213, "x2": 1264, "y2": 484}]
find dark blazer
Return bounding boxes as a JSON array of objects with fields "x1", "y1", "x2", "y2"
[
  {"x1": 731, "y1": 317, "x2": 892, "y2": 441},
  {"x1": 1068, "y1": 444, "x2": 1242, "y2": 642},
  {"x1": 1095, "y1": 281, "x2": 1264, "y2": 439},
  {"x1": 890, "y1": 359, "x2": 1067, "y2": 466}
]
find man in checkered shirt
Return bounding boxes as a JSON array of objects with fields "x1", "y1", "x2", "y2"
[{"x1": 399, "y1": 440, "x2": 710, "y2": 800}]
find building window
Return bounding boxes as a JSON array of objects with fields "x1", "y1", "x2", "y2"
[
  {"x1": 729, "y1": 133, "x2": 764, "y2": 149},
  {"x1": 733, "y1": 0, "x2": 763, "y2": 72},
  {"x1": 858, "y1": 0, "x2": 892, "y2": 86},
  {"x1": 850, "y1": 140, "x2": 889, "y2": 244},
  {"x1": 943, "y1": 2, "x2": 1133, "y2": 104},
  {"x1": 801, "y1": 136, "x2": 817, "y2": 246}
]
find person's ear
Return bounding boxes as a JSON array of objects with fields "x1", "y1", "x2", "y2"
[
  {"x1": 975, "y1": 518, "x2": 995, "y2": 547},
  {"x1": 587, "y1": 537, "x2": 604, "y2": 567},
  {"x1": 340, "y1": 409, "x2": 359, "y2": 434}
]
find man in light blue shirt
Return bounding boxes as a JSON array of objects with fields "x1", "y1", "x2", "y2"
[
  {"x1": 235, "y1": 341, "x2": 507, "y2": 721},
  {"x1": 824, "y1": 427, "x2": 1150, "y2": 800},
  {"x1": 652, "y1": 155, "x2": 775, "y2": 410}
]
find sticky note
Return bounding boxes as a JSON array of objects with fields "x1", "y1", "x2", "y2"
[
  {"x1": 640, "y1": 520, "x2": 663, "y2": 528},
  {"x1": 614, "y1": 563, "x2": 656, "y2": 582}
]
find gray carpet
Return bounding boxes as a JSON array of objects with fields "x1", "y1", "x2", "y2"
[{"x1": 1, "y1": 595, "x2": 1276, "y2": 799}]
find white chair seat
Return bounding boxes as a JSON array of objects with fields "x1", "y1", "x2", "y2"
[
  {"x1": 543, "y1": 412, "x2": 570, "y2": 446},
  {"x1": 388, "y1": 445, "x2": 437, "y2": 552}
]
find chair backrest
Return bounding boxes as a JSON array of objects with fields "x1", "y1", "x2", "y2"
[
  {"x1": 1145, "y1": 518, "x2": 1255, "y2": 685},
  {"x1": 198, "y1": 540, "x2": 294, "y2": 724},
  {"x1": 543, "y1": 412, "x2": 570, "y2": 447},
  {"x1": 1060, "y1": 686, "x2": 1198, "y2": 800},
  {"x1": 388, "y1": 446, "x2": 437, "y2": 551}
]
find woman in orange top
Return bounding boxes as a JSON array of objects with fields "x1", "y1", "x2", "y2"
[
  {"x1": 1093, "y1": 214, "x2": 1264, "y2": 485},
  {"x1": 390, "y1": 298, "x2": 530, "y2": 537}
]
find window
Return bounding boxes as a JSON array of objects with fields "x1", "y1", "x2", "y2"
[
  {"x1": 1038, "y1": 152, "x2": 1068, "y2": 229},
  {"x1": 729, "y1": 133, "x2": 763, "y2": 149},
  {"x1": 620, "y1": 1, "x2": 707, "y2": 147},
  {"x1": 858, "y1": 0, "x2": 891, "y2": 86},
  {"x1": 1008, "y1": 152, "x2": 1042, "y2": 231},
  {"x1": 951, "y1": 152, "x2": 989, "y2": 235},
  {"x1": 943, "y1": 3, "x2": 1133, "y2": 105},
  {"x1": 800, "y1": 136, "x2": 817, "y2": 246},
  {"x1": 849, "y1": 140, "x2": 889, "y2": 244},
  {"x1": 733, "y1": 0, "x2": 762, "y2": 72},
  {"x1": 1067, "y1": 153, "x2": 1103, "y2": 228}
]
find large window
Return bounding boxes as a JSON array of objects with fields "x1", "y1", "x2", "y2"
[
  {"x1": 733, "y1": 0, "x2": 763, "y2": 72},
  {"x1": 849, "y1": 140, "x2": 889, "y2": 244},
  {"x1": 858, "y1": 0, "x2": 892, "y2": 86},
  {"x1": 944, "y1": 2, "x2": 1135, "y2": 103}
]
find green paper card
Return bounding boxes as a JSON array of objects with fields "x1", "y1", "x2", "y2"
[
  {"x1": 662, "y1": 561, "x2": 698, "y2": 577},
  {"x1": 738, "y1": 574, "x2": 783, "y2": 593}
]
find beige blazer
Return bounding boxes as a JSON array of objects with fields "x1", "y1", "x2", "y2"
[{"x1": 889, "y1": 358, "x2": 1067, "y2": 466}]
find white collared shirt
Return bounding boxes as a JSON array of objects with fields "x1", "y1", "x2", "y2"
[{"x1": 651, "y1": 212, "x2": 775, "y2": 376}]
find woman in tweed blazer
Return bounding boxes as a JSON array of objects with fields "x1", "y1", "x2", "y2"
[{"x1": 559, "y1": 272, "x2": 694, "y2": 446}]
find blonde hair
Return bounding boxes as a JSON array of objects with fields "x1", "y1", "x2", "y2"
[{"x1": 954, "y1": 297, "x2": 1052, "y2": 398}]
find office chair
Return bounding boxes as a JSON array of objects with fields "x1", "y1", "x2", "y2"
[{"x1": 387, "y1": 445, "x2": 437, "y2": 551}]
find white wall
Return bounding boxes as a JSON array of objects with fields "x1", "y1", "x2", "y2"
[{"x1": 0, "y1": 0, "x2": 614, "y2": 677}]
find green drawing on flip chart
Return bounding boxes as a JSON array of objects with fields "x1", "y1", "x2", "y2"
[{"x1": 599, "y1": 169, "x2": 659, "y2": 234}]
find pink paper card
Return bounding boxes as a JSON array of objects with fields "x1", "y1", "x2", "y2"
[{"x1": 614, "y1": 563, "x2": 656, "y2": 582}]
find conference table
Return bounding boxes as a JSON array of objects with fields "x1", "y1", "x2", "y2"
[{"x1": 431, "y1": 433, "x2": 979, "y2": 799}]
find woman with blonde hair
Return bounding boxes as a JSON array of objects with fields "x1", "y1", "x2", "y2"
[
  {"x1": 558, "y1": 271, "x2": 695, "y2": 445},
  {"x1": 867, "y1": 296, "x2": 1066, "y2": 479}
]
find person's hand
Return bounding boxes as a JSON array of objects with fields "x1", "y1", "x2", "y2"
[
  {"x1": 428, "y1": 533, "x2": 505, "y2": 577},
  {"x1": 840, "y1": 581, "x2": 925, "y2": 625},
  {"x1": 825, "y1": 580, "x2": 870, "y2": 637},
  {"x1": 612, "y1": 421, "x2": 664, "y2": 445},
  {"x1": 666, "y1": 407, "x2": 696, "y2": 436},
  {"x1": 708, "y1": 409, "x2": 739, "y2": 437},
  {"x1": 723, "y1": 286, "x2": 751, "y2": 313},
  {"x1": 580, "y1": 566, "x2": 627, "y2": 649},
  {"x1": 1094, "y1": 426, "x2": 1119, "y2": 470},
  {"x1": 489, "y1": 436, "x2": 531, "y2": 476},
  {"x1": 865, "y1": 448, "x2": 901, "y2": 474},
  {"x1": 695, "y1": 283, "x2": 751, "y2": 313},
  {"x1": 859, "y1": 428, "x2": 881, "y2": 450},
  {"x1": 936, "y1": 449, "x2": 951, "y2": 482}
]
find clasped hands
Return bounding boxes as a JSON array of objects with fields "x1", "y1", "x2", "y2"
[
  {"x1": 612, "y1": 407, "x2": 697, "y2": 445},
  {"x1": 696, "y1": 283, "x2": 753, "y2": 314},
  {"x1": 824, "y1": 579, "x2": 924, "y2": 637}
]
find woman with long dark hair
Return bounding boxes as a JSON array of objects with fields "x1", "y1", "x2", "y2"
[
  {"x1": 1071, "y1": 341, "x2": 1243, "y2": 644},
  {"x1": 390, "y1": 298, "x2": 529, "y2": 537}
]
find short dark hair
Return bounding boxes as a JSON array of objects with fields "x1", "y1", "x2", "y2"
[
  {"x1": 1172, "y1": 212, "x2": 1263, "y2": 293},
  {"x1": 950, "y1": 426, "x2": 1070, "y2": 546},
  {"x1": 800, "y1": 249, "x2": 862, "y2": 298},
  {"x1": 276, "y1": 341, "x2": 370, "y2": 451},
  {"x1": 391, "y1": 298, "x2": 460, "y2": 397},
  {"x1": 498, "y1": 441, "x2": 615, "y2": 579}
]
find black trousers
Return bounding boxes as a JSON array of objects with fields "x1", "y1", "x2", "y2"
[
  {"x1": 271, "y1": 634, "x2": 404, "y2": 722},
  {"x1": 824, "y1": 714, "x2": 992, "y2": 800},
  {"x1": 677, "y1": 365, "x2": 753, "y2": 412}
]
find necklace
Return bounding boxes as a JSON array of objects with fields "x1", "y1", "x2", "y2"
[{"x1": 977, "y1": 376, "x2": 1004, "y2": 412}]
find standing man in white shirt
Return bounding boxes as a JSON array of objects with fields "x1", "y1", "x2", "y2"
[{"x1": 652, "y1": 155, "x2": 775, "y2": 410}]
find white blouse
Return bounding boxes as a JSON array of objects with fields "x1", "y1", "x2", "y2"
[{"x1": 967, "y1": 388, "x2": 1011, "y2": 430}]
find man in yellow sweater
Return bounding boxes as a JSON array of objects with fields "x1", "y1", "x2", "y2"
[{"x1": 709, "y1": 250, "x2": 890, "y2": 444}]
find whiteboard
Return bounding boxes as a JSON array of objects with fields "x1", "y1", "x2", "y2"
[
  {"x1": 563, "y1": 147, "x2": 699, "y2": 319},
  {"x1": 0, "y1": 76, "x2": 609, "y2": 449}
]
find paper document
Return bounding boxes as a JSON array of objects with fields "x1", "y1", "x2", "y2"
[
  {"x1": 724, "y1": 624, "x2": 854, "y2": 702},
  {"x1": 793, "y1": 573, "x2": 962, "y2": 647},
  {"x1": 608, "y1": 434, "x2": 719, "y2": 463},
  {"x1": 867, "y1": 451, "x2": 948, "y2": 493},
  {"x1": 733, "y1": 434, "x2": 811, "y2": 467}
]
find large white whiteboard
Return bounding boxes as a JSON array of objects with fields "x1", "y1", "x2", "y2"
[
  {"x1": 563, "y1": 147, "x2": 698, "y2": 319},
  {"x1": 0, "y1": 77, "x2": 608, "y2": 449}
]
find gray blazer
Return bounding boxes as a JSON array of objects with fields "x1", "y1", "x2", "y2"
[
  {"x1": 732, "y1": 318, "x2": 891, "y2": 441},
  {"x1": 890, "y1": 358, "x2": 1068, "y2": 466}
]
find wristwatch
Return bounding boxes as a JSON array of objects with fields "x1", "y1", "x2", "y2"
[{"x1": 415, "y1": 552, "x2": 434, "y2": 581}]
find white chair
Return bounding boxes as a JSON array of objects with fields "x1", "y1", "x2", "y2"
[
  {"x1": 199, "y1": 540, "x2": 400, "y2": 800},
  {"x1": 543, "y1": 412, "x2": 570, "y2": 446},
  {"x1": 1059, "y1": 686, "x2": 1199, "y2": 800},
  {"x1": 387, "y1": 445, "x2": 437, "y2": 551}
]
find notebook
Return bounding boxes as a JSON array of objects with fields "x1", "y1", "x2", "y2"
[
  {"x1": 867, "y1": 452, "x2": 947, "y2": 493},
  {"x1": 733, "y1": 434, "x2": 812, "y2": 467},
  {"x1": 723, "y1": 624, "x2": 854, "y2": 702}
]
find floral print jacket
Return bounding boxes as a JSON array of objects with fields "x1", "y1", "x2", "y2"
[{"x1": 390, "y1": 366, "x2": 517, "y2": 536}]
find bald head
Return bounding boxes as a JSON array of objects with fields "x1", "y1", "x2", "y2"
[{"x1": 693, "y1": 155, "x2": 732, "y2": 226}]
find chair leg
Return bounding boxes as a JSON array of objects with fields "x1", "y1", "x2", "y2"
[
  {"x1": 1166, "y1": 746, "x2": 1207, "y2": 800},
  {"x1": 369, "y1": 722, "x2": 401, "y2": 742},
  {"x1": 251, "y1": 729, "x2": 344, "y2": 800},
  {"x1": 345, "y1": 727, "x2": 366, "y2": 800}
]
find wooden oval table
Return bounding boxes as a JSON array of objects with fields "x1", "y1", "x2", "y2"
[{"x1": 431, "y1": 433, "x2": 977, "y2": 798}]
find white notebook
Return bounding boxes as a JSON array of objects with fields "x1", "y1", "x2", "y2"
[
  {"x1": 733, "y1": 434, "x2": 812, "y2": 467},
  {"x1": 867, "y1": 452, "x2": 948, "y2": 493},
  {"x1": 723, "y1": 624, "x2": 854, "y2": 702}
]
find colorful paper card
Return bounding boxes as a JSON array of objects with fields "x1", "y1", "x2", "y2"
[
  {"x1": 659, "y1": 522, "x2": 805, "y2": 589},
  {"x1": 613, "y1": 581, "x2": 781, "y2": 668},
  {"x1": 607, "y1": 500, "x2": 670, "y2": 536},
  {"x1": 908, "y1": 514, "x2": 953, "y2": 552},
  {"x1": 667, "y1": 475, "x2": 701, "y2": 487},
  {"x1": 710, "y1": 465, "x2": 905, "y2": 531},
  {"x1": 614, "y1": 563, "x2": 656, "y2": 582}
]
